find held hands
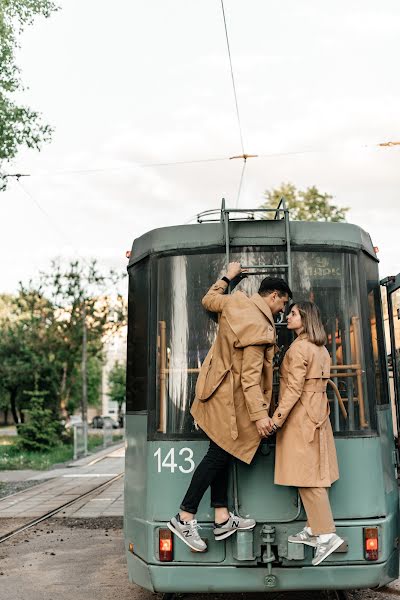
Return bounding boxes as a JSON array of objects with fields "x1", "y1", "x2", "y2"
[
  {"x1": 255, "y1": 416, "x2": 276, "y2": 438},
  {"x1": 226, "y1": 261, "x2": 246, "y2": 281}
]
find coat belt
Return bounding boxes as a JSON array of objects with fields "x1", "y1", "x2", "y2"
[
  {"x1": 228, "y1": 369, "x2": 238, "y2": 440},
  {"x1": 301, "y1": 397, "x2": 330, "y2": 480},
  {"x1": 302, "y1": 379, "x2": 328, "y2": 392}
]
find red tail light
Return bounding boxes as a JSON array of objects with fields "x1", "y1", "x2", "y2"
[
  {"x1": 364, "y1": 527, "x2": 379, "y2": 561},
  {"x1": 159, "y1": 528, "x2": 173, "y2": 562}
]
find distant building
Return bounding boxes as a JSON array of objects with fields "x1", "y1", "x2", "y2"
[{"x1": 101, "y1": 325, "x2": 127, "y2": 417}]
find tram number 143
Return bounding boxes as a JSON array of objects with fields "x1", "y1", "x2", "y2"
[{"x1": 153, "y1": 448, "x2": 195, "y2": 474}]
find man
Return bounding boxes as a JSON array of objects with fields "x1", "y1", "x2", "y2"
[{"x1": 168, "y1": 262, "x2": 292, "y2": 552}]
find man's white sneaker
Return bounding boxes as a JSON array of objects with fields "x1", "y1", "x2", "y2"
[
  {"x1": 288, "y1": 528, "x2": 318, "y2": 547},
  {"x1": 312, "y1": 534, "x2": 344, "y2": 566},
  {"x1": 213, "y1": 512, "x2": 256, "y2": 541},
  {"x1": 168, "y1": 514, "x2": 207, "y2": 552}
]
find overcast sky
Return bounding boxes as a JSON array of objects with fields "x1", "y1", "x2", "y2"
[{"x1": 2, "y1": 0, "x2": 399, "y2": 293}]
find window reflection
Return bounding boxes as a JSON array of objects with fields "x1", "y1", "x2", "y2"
[{"x1": 155, "y1": 249, "x2": 375, "y2": 436}]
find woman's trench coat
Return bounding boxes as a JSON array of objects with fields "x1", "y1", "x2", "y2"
[
  {"x1": 271, "y1": 333, "x2": 339, "y2": 488},
  {"x1": 191, "y1": 279, "x2": 276, "y2": 464}
]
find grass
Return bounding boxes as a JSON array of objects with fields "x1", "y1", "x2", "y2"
[{"x1": 0, "y1": 433, "x2": 123, "y2": 471}]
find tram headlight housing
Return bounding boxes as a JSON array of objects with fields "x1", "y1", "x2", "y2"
[
  {"x1": 159, "y1": 528, "x2": 173, "y2": 562},
  {"x1": 364, "y1": 527, "x2": 379, "y2": 561}
]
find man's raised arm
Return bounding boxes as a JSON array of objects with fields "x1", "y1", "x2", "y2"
[{"x1": 202, "y1": 262, "x2": 243, "y2": 313}]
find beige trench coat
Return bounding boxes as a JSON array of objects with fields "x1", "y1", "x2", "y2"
[
  {"x1": 191, "y1": 279, "x2": 276, "y2": 464},
  {"x1": 271, "y1": 333, "x2": 339, "y2": 487}
]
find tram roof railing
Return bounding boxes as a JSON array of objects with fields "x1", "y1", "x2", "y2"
[{"x1": 127, "y1": 204, "x2": 377, "y2": 268}]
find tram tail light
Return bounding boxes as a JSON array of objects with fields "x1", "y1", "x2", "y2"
[
  {"x1": 364, "y1": 527, "x2": 379, "y2": 561},
  {"x1": 159, "y1": 528, "x2": 173, "y2": 562}
]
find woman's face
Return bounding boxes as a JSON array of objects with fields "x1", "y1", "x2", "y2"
[{"x1": 286, "y1": 305, "x2": 303, "y2": 332}]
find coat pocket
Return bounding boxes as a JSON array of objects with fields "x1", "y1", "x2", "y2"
[{"x1": 196, "y1": 357, "x2": 230, "y2": 402}]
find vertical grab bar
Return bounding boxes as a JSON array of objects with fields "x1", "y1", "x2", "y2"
[
  {"x1": 158, "y1": 320, "x2": 167, "y2": 433},
  {"x1": 352, "y1": 316, "x2": 368, "y2": 428}
]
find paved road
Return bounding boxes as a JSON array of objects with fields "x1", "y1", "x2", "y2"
[{"x1": 0, "y1": 519, "x2": 399, "y2": 600}]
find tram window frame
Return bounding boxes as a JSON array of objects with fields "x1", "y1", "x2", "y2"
[
  {"x1": 147, "y1": 247, "x2": 380, "y2": 440},
  {"x1": 360, "y1": 252, "x2": 390, "y2": 407},
  {"x1": 126, "y1": 257, "x2": 151, "y2": 413}
]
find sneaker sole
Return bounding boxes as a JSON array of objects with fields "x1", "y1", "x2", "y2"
[
  {"x1": 167, "y1": 521, "x2": 207, "y2": 553},
  {"x1": 214, "y1": 524, "x2": 255, "y2": 541},
  {"x1": 312, "y1": 537, "x2": 344, "y2": 566},
  {"x1": 288, "y1": 538, "x2": 317, "y2": 547}
]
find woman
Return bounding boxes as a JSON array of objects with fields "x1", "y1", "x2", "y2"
[{"x1": 269, "y1": 301, "x2": 343, "y2": 566}]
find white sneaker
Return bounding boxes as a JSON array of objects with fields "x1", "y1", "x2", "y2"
[
  {"x1": 213, "y1": 512, "x2": 256, "y2": 541},
  {"x1": 312, "y1": 534, "x2": 344, "y2": 566},
  {"x1": 168, "y1": 514, "x2": 207, "y2": 552},
  {"x1": 288, "y1": 528, "x2": 318, "y2": 547}
]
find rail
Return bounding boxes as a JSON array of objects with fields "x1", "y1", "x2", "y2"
[{"x1": 0, "y1": 473, "x2": 123, "y2": 545}]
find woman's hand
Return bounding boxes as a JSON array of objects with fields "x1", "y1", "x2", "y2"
[{"x1": 255, "y1": 416, "x2": 275, "y2": 437}]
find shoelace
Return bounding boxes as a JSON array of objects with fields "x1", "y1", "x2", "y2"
[{"x1": 188, "y1": 520, "x2": 202, "y2": 537}]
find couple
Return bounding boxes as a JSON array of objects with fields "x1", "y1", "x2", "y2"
[{"x1": 168, "y1": 262, "x2": 343, "y2": 567}]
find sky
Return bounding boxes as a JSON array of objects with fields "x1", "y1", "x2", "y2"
[{"x1": 2, "y1": 0, "x2": 399, "y2": 293}]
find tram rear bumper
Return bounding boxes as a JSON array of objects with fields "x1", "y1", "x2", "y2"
[{"x1": 127, "y1": 548, "x2": 399, "y2": 593}]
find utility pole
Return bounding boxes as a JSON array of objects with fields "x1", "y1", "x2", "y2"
[{"x1": 81, "y1": 300, "x2": 88, "y2": 455}]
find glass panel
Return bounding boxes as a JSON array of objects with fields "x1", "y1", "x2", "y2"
[
  {"x1": 154, "y1": 249, "x2": 372, "y2": 437},
  {"x1": 389, "y1": 289, "x2": 400, "y2": 427},
  {"x1": 126, "y1": 260, "x2": 149, "y2": 412},
  {"x1": 363, "y1": 257, "x2": 389, "y2": 406}
]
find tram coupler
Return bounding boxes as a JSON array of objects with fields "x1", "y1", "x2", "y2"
[{"x1": 260, "y1": 524, "x2": 276, "y2": 576}]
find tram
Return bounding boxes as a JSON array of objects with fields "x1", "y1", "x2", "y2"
[{"x1": 124, "y1": 201, "x2": 400, "y2": 595}]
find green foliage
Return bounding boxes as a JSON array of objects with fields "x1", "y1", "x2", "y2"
[
  {"x1": 0, "y1": 259, "x2": 127, "y2": 429},
  {"x1": 261, "y1": 182, "x2": 349, "y2": 222},
  {"x1": 108, "y1": 361, "x2": 126, "y2": 419},
  {"x1": 0, "y1": 0, "x2": 58, "y2": 190},
  {"x1": 16, "y1": 388, "x2": 59, "y2": 451}
]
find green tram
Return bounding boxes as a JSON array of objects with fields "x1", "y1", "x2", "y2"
[{"x1": 124, "y1": 202, "x2": 400, "y2": 595}]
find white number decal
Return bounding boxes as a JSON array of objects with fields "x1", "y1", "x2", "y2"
[
  {"x1": 162, "y1": 448, "x2": 178, "y2": 473},
  {"x1": 153, "y1": 447, "x2": 195, "y2": 474},
  {"x1": 179, "y1": 448, "x2": 195, "y2": 473}
]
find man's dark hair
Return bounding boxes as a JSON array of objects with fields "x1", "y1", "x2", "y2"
[{"x1": 258, "y1": 277, "x2": 292, "y2": 298}]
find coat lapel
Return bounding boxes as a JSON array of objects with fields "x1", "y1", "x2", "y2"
[{"x1": 249, "y1": 294, "x2": 275, "y2": 328}]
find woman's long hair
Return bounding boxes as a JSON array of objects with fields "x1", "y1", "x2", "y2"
[{"x1": 293, "y1": 301, "x2": 327, "y2": 346}]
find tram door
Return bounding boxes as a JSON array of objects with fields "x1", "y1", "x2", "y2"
[{"x1": 384, "y1": 274, "x2": 400, "y2": 436}]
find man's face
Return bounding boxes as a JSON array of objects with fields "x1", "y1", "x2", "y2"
[{"x1": 269, "y1": 291, "x2": 289, "y2": 316}]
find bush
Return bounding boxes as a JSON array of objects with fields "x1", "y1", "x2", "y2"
[{"x1": 17, "y1": 391, "x2": 60, "y2": 452}]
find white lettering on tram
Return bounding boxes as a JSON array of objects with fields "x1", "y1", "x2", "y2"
[{"x1": 153, "y1": 447, "x2": 195, "y2": 473}]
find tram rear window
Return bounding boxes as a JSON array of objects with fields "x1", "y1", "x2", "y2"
[
  {"x1": 126, "y1": 259, "x2": 149, "y2": 412},
  {"x1": 151, "y1": 248, "x2": 379, "y2": 438}
]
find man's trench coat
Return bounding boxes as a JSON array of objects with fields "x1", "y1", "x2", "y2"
[
  {"x1": 271, "y1": 333, "x2": 339, "y2": 488},
  {"x1": 191, "y1": 279, "x2": 276, "y2": 464}
]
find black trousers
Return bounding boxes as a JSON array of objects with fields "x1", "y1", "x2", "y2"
[{"x1": 180, "y1": 440, "x2": 232, "y2": 514}]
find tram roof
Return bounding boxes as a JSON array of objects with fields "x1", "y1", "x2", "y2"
[{"x1": 128, "y1": 220, "x2": 377, "y2": 267}]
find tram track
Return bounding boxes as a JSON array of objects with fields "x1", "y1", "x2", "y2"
[{"x1": 0, "y1": 472, "x2": 123, "y2": 544}]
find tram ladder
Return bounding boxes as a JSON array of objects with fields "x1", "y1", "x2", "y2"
[
  {"x1": 220, "y1": 198, "x2": 293, "y2": 517},
  {"x1": 220, "y1": 197, "x2": 292, "y2": 291}
]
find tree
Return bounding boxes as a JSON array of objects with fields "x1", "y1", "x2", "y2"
[
  {"x1": 261, "y1": 182, "x2": 349, "y2": 222},
  {"x1": 0, "y1": 286, "x2": 60, "y2": 425},
  {"x1": 17, "y1": 386, "x2": 59, "y2": 451},
  {"x1": 108, "y1": 361, "x2": 126, "y2": 425},
  {"x1": 0, "y1": 0, "x2": 58, "y2": 191},
  {"x1": 0, "y1": 259, "x2": 126, "y2": 430},
  {"x1": 40, "y1": 259, "x2": 126, "y2": 424}
]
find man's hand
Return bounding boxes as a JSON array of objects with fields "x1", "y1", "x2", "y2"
[
  {"x1": 226, "y1": 261, "x2": 244, "y2": 281},
  {"x1": 255, "y1": 416, "x2": 275, "y2": 437}
]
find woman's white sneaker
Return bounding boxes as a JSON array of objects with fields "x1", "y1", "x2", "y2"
[
  {"x1": 288, "y1": 528, "x2": 318, "y2": 547},
  {"x1": 312, "y1": 534, "x2": 344, "y2": 566}
]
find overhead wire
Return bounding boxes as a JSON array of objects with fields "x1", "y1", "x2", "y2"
[
  {"x1": 220, "y1": 0, "x2": 245, "y2": 156},
  {"x1": 16, "y1": 179, "x2": 92, "y2": 269}
]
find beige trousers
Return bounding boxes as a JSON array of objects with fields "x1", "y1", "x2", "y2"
[{"x1": 298, "y1": 487, "x2": 336, "y2": 535}]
